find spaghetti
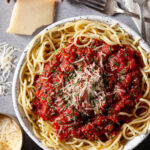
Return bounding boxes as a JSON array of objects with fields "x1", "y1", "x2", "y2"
[{"x1": 19, "y1": 20, "x2": 150, "y2": 150}]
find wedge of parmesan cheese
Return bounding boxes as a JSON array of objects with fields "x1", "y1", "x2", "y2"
[{"x1": 7, "y1": 0, "x2": 55, "y2": 35}]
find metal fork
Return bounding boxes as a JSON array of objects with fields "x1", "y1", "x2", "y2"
[
  {"x1": 74, "y1": 0, "x2": 150, "y2": 24},
  {"x1": 134, "y1": 0, "x2": 147, "y2": 41}
]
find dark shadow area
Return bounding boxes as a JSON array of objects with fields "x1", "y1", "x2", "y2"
[
  {"x1": 66, "y1": 0, "x2": 79, "y2": 5},
  {"x1": 134, "y1": 135, "x2": 150, "y2": 150},
  {"x1": 54, "y1": 1, "x2": 61, "y2": 21},
  {"x1": 22, "y1": 132, "x2": 42, "y2": 150}
]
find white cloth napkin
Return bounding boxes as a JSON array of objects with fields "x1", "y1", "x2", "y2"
[{"x1": 124, "y1": 0, "x2": 150, "y2": 44}]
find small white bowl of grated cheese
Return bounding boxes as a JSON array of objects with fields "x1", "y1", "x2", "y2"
[{"x1": 0, "y1": 113, "x2": 23, "y2": 150}]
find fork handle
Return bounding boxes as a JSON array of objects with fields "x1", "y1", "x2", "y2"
[
  {"x1": 116, "y1": 7, "x2": 150, "y2": 24},
  {"x1": 138, "y1": 3, "x2": 147, "y2": 41}
]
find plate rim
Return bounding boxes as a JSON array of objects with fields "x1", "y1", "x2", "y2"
[{"x1": 12, "y1": 15, "x2": 150, "y2": 150}]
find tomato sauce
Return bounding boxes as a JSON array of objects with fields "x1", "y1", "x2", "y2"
[{"x1": 33, "y1": 38, "x2": 142, "y2": 141}]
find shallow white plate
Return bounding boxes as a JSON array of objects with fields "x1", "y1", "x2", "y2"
[{"x1": 12, "y1": 15, "x2": 150, "y2": 150}]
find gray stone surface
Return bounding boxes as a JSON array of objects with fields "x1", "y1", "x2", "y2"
[{"x1": 0, "y1": 0, "x2": 149, "y2": 150}]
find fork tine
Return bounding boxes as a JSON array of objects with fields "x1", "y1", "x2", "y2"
[
  {"x1": 84, "y1": 0, "x2": 105, "y2": 9},
  {"x1": 77, "y1": 0, "x2": 105, "y2": 12},
  {"x1": 95, "y1": 0, "x2": 106, "y2": 6}
]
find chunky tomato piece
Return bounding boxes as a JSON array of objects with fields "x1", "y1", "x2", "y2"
[{"x1": 102, "y1": 43, "x2": 114, "y2": 55}]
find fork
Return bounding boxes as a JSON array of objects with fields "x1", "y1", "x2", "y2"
[
  {"x1": 74, "y1": 0, "x2": 150, "y2": 24},
  {"x1": 134, "y1": 0, "x2": 147, "y2": 41}
]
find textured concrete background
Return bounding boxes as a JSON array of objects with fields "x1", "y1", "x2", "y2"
[{"x1": 0, "y1": 0, "x2": 149, "y2": 149}]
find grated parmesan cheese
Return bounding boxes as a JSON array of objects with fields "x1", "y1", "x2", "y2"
[
  {"x1": 0, "y1": 43, "x2": 19, "y2": 95},
  {"x1": 0, "y1": 115, "x2": 22, "y2": 150},
  {"x1": 61, "y1": 62, "x2": 104, "y2": 115}
]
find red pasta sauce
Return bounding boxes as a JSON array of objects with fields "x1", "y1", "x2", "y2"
[{"x1": 33, "y1": 38, "x2": 142, "y2": 141}]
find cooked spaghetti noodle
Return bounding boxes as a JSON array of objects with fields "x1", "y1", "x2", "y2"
[{"x1": 19, "y1": 20, "x2": 150, "y2": 150}]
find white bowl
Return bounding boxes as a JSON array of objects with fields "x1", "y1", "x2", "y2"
[{"x1": 12, "y1": 15, "x2": 150, "y2": 150}]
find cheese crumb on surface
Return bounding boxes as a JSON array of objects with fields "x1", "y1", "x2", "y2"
[
  {"x1": 7, "y1": 0, "x2": 55, "y2": 35},
  {"x1": 0, "y1": 43, "x2": 19, "y2": 96}
]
